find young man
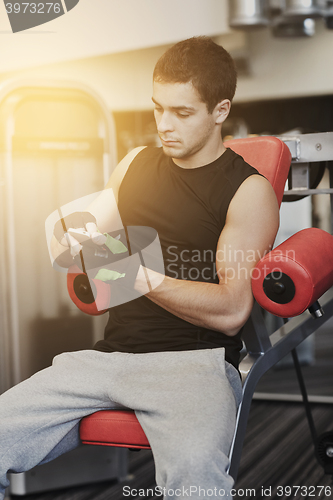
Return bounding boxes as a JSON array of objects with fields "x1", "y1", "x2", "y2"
[{"x1": 0, "y1": 37, "x2": 279, "y2": 499}]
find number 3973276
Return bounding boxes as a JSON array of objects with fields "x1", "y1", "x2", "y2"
[{"x1": 5, "y1": 3, "x2": 61, "y2": 14}]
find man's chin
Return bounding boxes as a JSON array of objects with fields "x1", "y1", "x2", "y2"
[
  {"x1": 161, "y1": 144, "x2": 185, "y2": 159},
  {"x1": 161, "y1": 145, "x2": 176, "y2": 156}
]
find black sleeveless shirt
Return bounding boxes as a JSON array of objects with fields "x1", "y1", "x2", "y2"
[{"x1": 94, "y1": 146, "x2": 259, "y2": 369}]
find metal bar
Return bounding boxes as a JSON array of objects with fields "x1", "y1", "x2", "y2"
[
  {"x1": 242, "y1": 302, "x2": 272, "y2": 356},
  {"x1": 284, "y1": 188, "x2": 333, "y2": 196},
  {"x1": 253, "y1": 393, "x2": 333, "y2": 404},
  {"x1": 4, "y1": 119, "x2": 21, "y2": 385},
  {"x1": 0, "y1": 157, "x2": 12, "y2": 393},
  {"x1": 57, "y1": 207, "x2": 87, "y2": 275},
  {"x1": 330, "y1": 165, "x2": 333, "y2": 235},
  {"x1": 291, "y1": 348, "x2": 318, "y2": 447},
  {"x1": 228, "y1": 288, "x2": 333, "y2": 480},
  {"x1": 290, "y1": 163, "x2": 310, "y2": 190},
  {"x1": 278, "y1": 132, "x2": 333, "y2": 163}
]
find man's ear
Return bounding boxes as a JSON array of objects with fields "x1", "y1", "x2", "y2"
[{"x1": 215, "y1": 99, "x2": 231, "y2": 124}]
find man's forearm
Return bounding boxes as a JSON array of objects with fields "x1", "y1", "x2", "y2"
[{"x1": 135, "y1": 267, "x2": 252, "y2": 336}]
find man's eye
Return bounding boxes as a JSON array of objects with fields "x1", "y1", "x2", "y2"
[{"x1": 177, "y1": 112, "x2": 189, "y2": 118}]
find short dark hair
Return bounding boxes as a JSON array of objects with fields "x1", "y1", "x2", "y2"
[{"x1": 153, "y1": 36, "x2": 237, "y2": 113}]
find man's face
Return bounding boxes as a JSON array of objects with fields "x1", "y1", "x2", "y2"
[{"x1": 152, "y1": 81, "x2": 226, "y2": 167}]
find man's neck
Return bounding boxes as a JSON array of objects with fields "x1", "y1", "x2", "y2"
[{"x1": 172, "y1": 143, "x2": 226, "y2": 169}]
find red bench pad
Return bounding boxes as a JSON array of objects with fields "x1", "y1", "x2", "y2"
[
  {"x1": 252, "y1": 228, "x2": 333, "y2": 317},
  {"x1": 80, "y1": 410, "x2": 150, "y2": 449}
]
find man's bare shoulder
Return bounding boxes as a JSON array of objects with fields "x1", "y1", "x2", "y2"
[
  {"x1": 228, "y1": 174, "x2": 278, "y2": 220},
  {"x1": 105, "y1": 146, "x2": 147, "y2": 199},
  {"x1": 222, "y1": 173, "x2": 279, "y2": 260},
  {"x1": 238, "y1": 173, "x2": 276, "y2": 197}
]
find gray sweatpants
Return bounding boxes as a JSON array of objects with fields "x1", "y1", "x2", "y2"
[{"x1": 0, "y1": 348, "x2": 242, "y2": 500}]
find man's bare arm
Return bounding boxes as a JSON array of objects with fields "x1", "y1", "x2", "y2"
[
  {"x1": 86, "y1": 146, "x2": 146, "y2": 232},
  {"x1": 50, "y1": 146, "x2": 146, "y2": 264},
  {"x1": 135, "y1": 175, "x2": 279, "y2": 336}
]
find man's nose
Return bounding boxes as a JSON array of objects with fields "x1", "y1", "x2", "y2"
[{"x1": 157, "y1": 112, "x2": 174, "y2": 134}]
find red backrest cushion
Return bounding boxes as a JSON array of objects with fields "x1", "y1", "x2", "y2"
[{"x1": 224, "y1": 136, "x2": 291, "y2": 206}]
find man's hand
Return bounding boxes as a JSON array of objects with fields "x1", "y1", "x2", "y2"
[
  {"x1": 49, "y1": 147, "x2": 146, "y2": 268},
  {"x1": 53, "y1": 211, "x2": 106, "y2": 257}
]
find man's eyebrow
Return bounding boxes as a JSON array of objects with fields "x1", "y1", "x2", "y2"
[{"x1": 151, "y1": 97, "x2": 195, "y2": 112}]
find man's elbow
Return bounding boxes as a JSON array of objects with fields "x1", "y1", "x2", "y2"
[{"x1": 220, "y1": 295, "x2": 254, "y2": 337}]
